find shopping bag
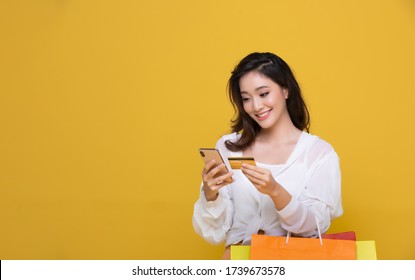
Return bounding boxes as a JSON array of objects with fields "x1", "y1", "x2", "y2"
[
  {"x1": 231, "y1": 233, "x2": 375, "y2": 260},
  {"x1": 249, "y1": 234, "x2": 356, "y2": 260},
  {"x1": 322, "y1": 231, "x2": 356, "y2": 241},
  {"x1": 231, "y1": 241, "x2": 376, "y2": 260},
  {"x1": 230, "y1": 245, "x2": 251, "y2": 260},
  {"x1": 356, "y1": 240, "x2": 377, "y2": 260}
]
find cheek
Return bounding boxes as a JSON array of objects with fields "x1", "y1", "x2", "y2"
[
  {"x1": 267, "y1": 95, "x2": 284, "y2": 107},
  {"x1": 242, "y1": 102, "x2": 250, "y2": 113},
  {"x1": 264, "y1": 96, "x2": 276, "y2": 107}
]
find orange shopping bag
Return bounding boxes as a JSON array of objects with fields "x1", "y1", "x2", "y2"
[{"x1": 249, "y1": 234, "x2": 356, "y2": 260}]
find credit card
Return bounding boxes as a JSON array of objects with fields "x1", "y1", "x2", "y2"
[{"x1": 228, "y1": 157, "x2": 256, "y2": 169}]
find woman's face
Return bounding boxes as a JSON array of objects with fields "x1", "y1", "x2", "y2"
[{"x1": 239, "y1": 71, "x2": 289, "y2": 130}]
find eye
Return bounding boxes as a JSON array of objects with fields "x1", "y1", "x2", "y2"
[
  {"x1": 260, "y1": 92, "x2": 269, "y2": 97},
  {"x1": 241, "y1": 97, "x2": 250, "y2": 102}
]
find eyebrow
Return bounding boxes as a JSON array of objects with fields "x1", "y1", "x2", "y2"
[{"x1": 240, "y1": 86, "x2": 269, "y2": 94}]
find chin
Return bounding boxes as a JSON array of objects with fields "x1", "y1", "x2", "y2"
[{"x1": 258, "y1": 122, "x2": 274, "y2": 129}]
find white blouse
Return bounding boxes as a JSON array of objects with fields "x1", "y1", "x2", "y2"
[{"x1": 192, "y1": 131, "x2": 343, "y2": 247}]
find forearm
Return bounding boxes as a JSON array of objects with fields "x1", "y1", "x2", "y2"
[{"x1": 269, "y1": 182, "x2": 292, "y2": 211}]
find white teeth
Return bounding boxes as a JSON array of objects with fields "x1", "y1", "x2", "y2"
[{"x1": 257, "y1": 111, "x2": 270, "y2": 118}]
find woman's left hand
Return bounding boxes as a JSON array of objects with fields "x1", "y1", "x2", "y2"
[{"x1": 240, "y1": 163, "x2": 280, "y2": 197}]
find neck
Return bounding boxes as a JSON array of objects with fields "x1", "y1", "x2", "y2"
[{"x1": 257, "y1": 113, "x2": 301, "y2": 144}]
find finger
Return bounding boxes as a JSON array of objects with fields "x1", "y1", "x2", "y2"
[
  {"x1": 205, "y1": 167, "x2": 232, "y2": 184},
  {"x1": 209, "y1": 163, "x2": 226, "y2": 178},
  {"x1": 241, "y1": 167, "x2": 265, "y2": 181},
  {"x1": 241, "y1": 163, "x2": 266, "y2": 174},
  {"x1": 214, "y1": 171, "x2": 234, "y2": 185},
  {"x1": 211, "y1": 177, "x2": 236, "y2": 191},
  {"x1": 243, "y1": 172, "x2": 264, "y2": 187},
  {"x1": 202, "y1": 159, "x2": 217, "y2": 175},
  {"x1": 206, "y1": 171, "x2": 234, "y2": 190}
]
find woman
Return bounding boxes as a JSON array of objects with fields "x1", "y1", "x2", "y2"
[{"x1": 192, "y1": 52, "x2": 342, "y2": 259}]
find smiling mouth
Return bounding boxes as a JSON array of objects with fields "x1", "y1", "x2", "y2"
[{"x1": 255, "y1": 109, "x2": 272, "y2": 120}]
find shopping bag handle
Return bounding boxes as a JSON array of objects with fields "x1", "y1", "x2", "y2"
[{"x1": 285, "y1": 216, "x2": 323, "y2": 245}]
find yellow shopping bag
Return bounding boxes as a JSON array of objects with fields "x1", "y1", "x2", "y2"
[{"x1": 356, "y1": 240, "x2": 377, "y2": 260}]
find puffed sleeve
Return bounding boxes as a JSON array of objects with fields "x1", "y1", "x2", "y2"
[
  {"x1": 192, "y1": 136, "x2": 235, "y2": 245},
  {"x1": 192, "y1": 184, "x2": 234, "y2": 244},
  {"x1": 276, "y1": 147, "x2": 343, "y2": 237}
]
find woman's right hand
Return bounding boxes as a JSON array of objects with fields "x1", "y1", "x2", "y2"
[{"x1": 201, "y1": 159, "x2": 234, "y2": 201}]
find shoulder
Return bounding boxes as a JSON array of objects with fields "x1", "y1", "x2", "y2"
[{"x1": 302, "y1": 132, "x2": 338, "y2": 160}]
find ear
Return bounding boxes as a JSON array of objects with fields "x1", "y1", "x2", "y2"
[{"x1": 283, "y1": 88, "x2": 289, "y2": 99}]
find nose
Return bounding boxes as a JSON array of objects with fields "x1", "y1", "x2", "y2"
[{"x1": 252, "y1": 97, "x2": 264, "y2": 112}]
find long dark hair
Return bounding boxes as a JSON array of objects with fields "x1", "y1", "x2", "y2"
[{"x1": 225, "y1": 52, "x2": 310, "y2": 152}]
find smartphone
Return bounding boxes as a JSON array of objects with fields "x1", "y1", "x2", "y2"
[
  {"x1": 198, "y1": 148, "x2": 232, "y2": 183},
  {"x1": 228, "y1": 157, "x2": 256, "y2": 169}
]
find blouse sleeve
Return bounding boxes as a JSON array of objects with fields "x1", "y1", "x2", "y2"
[
  {"x1": 192, "y1": 136, "x2": 235, "y2": 245},
  {"x1": 276, "y1": 148, "x2": 343, "y2": 237},
  {"x1": 192, "y1": 184, "x2": 234, "y2": 244}
]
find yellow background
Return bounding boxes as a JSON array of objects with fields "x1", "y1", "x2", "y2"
[{"x1": 1, "y1": 0, "x2": 414, "y2": 259}]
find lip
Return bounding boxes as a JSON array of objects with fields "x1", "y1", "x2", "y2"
[{"x1": 255, "y1": 109, "x2": 272, "y2": 121}]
